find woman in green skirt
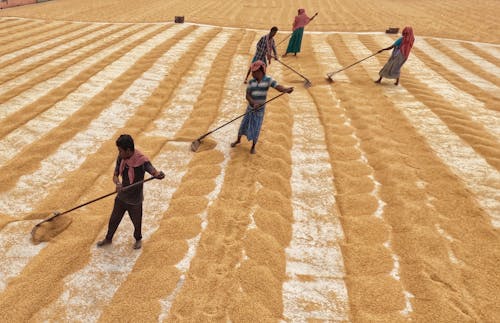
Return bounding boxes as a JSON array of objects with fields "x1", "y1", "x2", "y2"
[{"x1": 283, "y1": 9, "x2": 317, "y2": 57}]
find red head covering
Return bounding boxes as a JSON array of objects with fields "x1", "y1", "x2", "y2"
[
  {"x1": 119, "y1": 149, "x2": 149, "y2": 184},
  {"x1": 400, "y1": 26, "x2": 415, "y2": 60},
  {"x1": 293, "y1": 8, "x2": 311, "y2": 30},
  {"x1": 250, "y1": 60, "x2": 266, "y2": 74}
]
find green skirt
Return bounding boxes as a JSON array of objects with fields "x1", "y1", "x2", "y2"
[{"x1": 286, "y1": 27, "x2": 304, "y2": 54}]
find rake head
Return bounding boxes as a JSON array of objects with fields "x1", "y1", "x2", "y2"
[
  {"x1": 326, "y1": 73, "x2": 335, "y2": 83},
  {"x1": 304, "y1": 80, "x2": 312, "y2": 88},
  {"x1": 190, "y1": 138, "x2": 217, "y2": 153},
  {"x1": 31, "y1": 212, "x2": 72, "y2": 244},
  {"x1": 190, "y1": 139, "x2": 201, "y2": 152}
]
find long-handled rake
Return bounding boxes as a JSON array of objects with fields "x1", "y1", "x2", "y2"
[
  {"x1": 276, "y1": 33, "x2": 292, "y2": 47},
  {"x1": 31, "y1": 176, "x2": 157, "y2": 243},
  {"x1": 326, "y1": 51, "x2": 382, "y2": 83},
  {"x1": 273, "y1": 56, "x2": 312, "y2": 88},
  {"x1": 190, "y1": 92, "x2": 287, "y2": 152}
]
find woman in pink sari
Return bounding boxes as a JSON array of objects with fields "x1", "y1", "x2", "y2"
[
  {"x1": 282, "y1": 9, "x2": 317, "y2": 57},
  {"x1": 375, "y1": 26, "x2": 415, "y2": 85}
]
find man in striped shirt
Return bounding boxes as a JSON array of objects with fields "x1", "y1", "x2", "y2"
[
  {"x1": 233, "y1": 60, "x2": 293, "y2": 154},
  {"x1": 244, "y1": 26, "x2": 279, "y2": 83}
]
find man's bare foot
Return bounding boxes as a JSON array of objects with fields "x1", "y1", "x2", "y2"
[
  {"x1": 374, "y1": 79, "x2": 381, "y2": 84},
  {"x1": 394, "y1": 82, "x2": 399, "y2": 86},
  {"x1": 243, "y1": 80, "x2": 247, "y2": 84},
  {"x1": 230, "y1": 140, "x2": 240, "y2": 148},
  {"x1": 250, "y1": 147, "x2": 256, "y2": 154}
]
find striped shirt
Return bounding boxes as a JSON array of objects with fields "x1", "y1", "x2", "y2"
[
  {"x1": 238, "y1": 75, "x2": 279, "y2": 142},
  {"x1": 247, "y1": 75, "x2": 278, "y2": 113}
]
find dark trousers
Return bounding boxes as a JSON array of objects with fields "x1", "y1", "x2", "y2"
[{"x1": 105, "y1": 198, "x2": 143, "y2": 241}]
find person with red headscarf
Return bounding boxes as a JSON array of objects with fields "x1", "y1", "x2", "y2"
[
  {"x1": 375, "y1": 26, "x2": 415, "y2": 85},
  {"x1": 283, "y1": 9, "x2": 318, "y2": 57},
  {"x1": 96, "y1": 134, "x2": 165, "y2": 250},
  {"x1": 232, "y1": 60, "x2": 294, "y2": 154}
]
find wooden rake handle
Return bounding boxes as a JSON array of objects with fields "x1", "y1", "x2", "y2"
[
  {"x1": 32, "y1": 176, "x2": 157, "y2": 228},
  {"x1": 273, "y1": 56, "x2": 311, "y2": 84},
  {"x1": 327, "y1": 51, "x2": 381, "y2": 77},
  {"x1": 277, "y1": 33, "x2": 292, "y2": 46},
  {"x1": 194, "y1": 92, "x2": 287, "y2": 142}
]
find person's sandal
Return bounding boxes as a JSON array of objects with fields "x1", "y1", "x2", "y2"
[{"x1": 96, "y1": 238, "x2": 112, "y2": 247}]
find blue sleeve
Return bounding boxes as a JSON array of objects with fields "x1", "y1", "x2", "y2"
[{"x1": 393, "y1": 37, "x2": 403, "y2": 47}]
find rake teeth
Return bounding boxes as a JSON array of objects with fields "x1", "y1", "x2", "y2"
[
  {"x1": 30, "y1": 213, "x2": 72, "y2": 244},
  {"x1": 304, "y1": 80, "x2": 312, "y2": 88},
  {"x1": 30, "y1": 225, "x2": 40, "y2": 243},
  {"x1": 326, "y1": 74, "x2": 335, "y2": 83},
  {"x1": 190, "y1": 139, "x2": 201, "y2": 152}
]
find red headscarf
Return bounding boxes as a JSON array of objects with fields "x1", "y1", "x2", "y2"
[
  {"x1": 250, "y1": 60, "x2": 266, "y2": 74},
  {"x1": 293, "y1": 8, "x2": 310, "y2": 31},
  {"x1": 400, "y1": 26, "x2": 415, "y2": 60},
  {"x1": 119, "y1": 149, "x2": 149, "y2": 184}
]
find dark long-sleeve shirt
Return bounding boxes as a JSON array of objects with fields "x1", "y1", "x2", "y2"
[{"x1": 114, "y1": 156, "x2": 155, "y2": 205}]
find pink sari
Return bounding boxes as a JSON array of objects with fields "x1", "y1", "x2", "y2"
[{"x1": 293, "y1": 9, "x2": 310, "y2": 31}]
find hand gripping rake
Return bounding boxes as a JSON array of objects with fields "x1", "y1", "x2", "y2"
[
  {"x1": 190, "y1": 92, "x2": 287, "y2": 152},
  {"x1": 326, "y1": 50, "x2": 382, "y2": 82},
  {"x1": 30, "y1": 176, "x2": 157, "y2": 242}
]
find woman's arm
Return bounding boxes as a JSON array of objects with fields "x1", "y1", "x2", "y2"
[{"x1": 378, "y1": 44, "x2": 395, "y2": 53}]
